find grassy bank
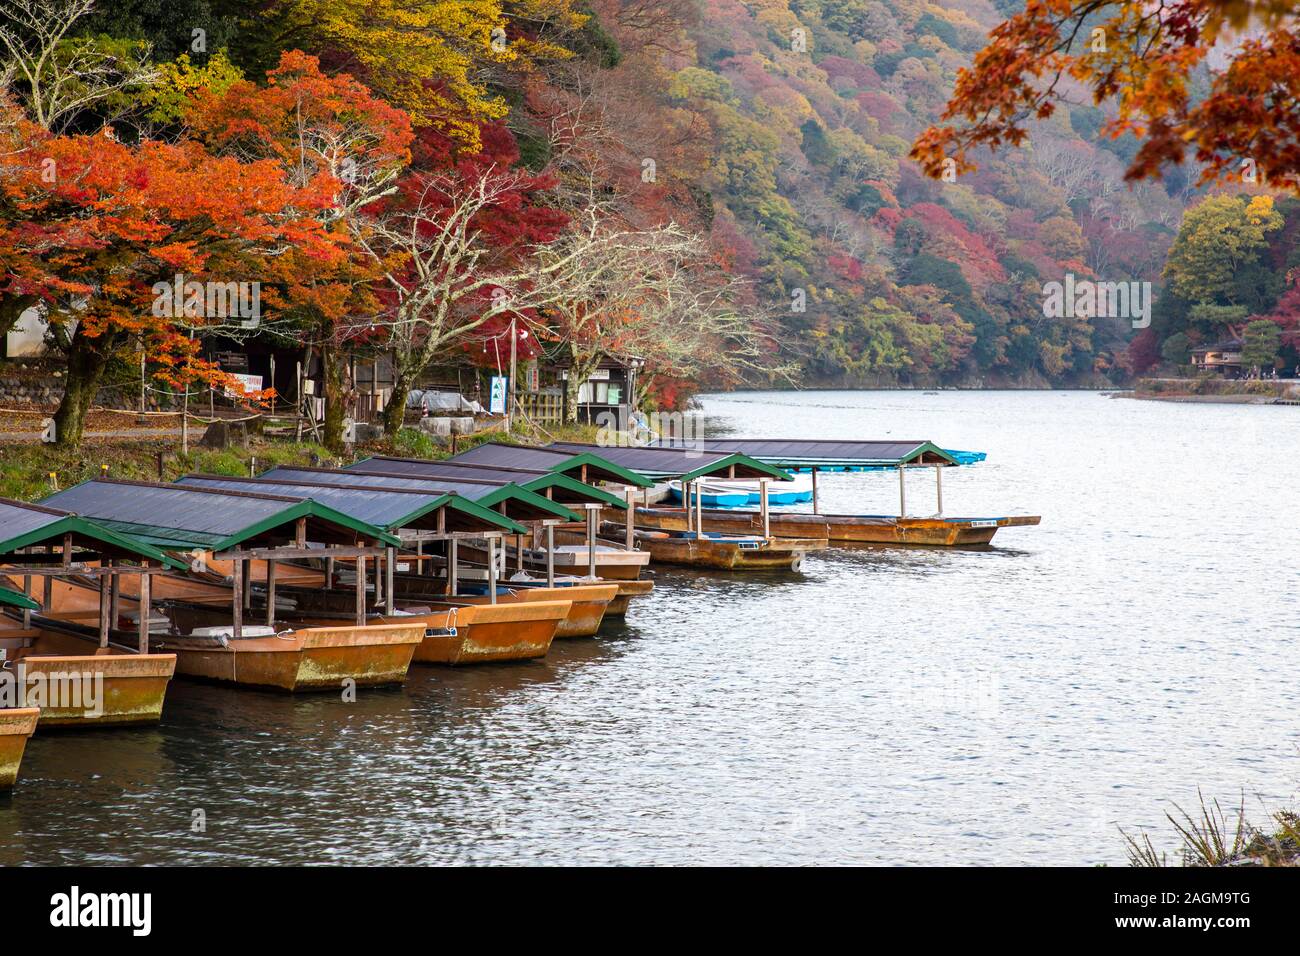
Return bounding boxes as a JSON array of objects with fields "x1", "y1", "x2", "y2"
[
  {"x1": 1129, "y1": 377, "x2": 1300, "y2": 403},
  {"x1": 1124, "y1": 792, "x2": 1300, "y2": 867},
  {"x1": 0, "y1": 421, "x2": 607, "y2": 502}
]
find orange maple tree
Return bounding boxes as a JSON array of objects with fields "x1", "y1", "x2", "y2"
[
  {"x1": 0, "y1": 94, "x2": 339, "y2": 445},
  {"x1": 912, "y1": 1, "x2": 1300, "y2": 192}
]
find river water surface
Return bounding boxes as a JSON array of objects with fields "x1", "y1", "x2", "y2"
[{"x1": 3, "y1": 390, "x2": 1298, "y2": 865}]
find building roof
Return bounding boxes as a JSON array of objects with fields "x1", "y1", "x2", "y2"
[
  {"x1": 0, "y1": 496, "x2": 189, "y2": 569},
  {"x1": 545, "y1": 442, "x2": 793, "y2": 482},
  {"x1": 346, "y1": 456, "x2": 629, "y2": 508},
  {"x1": 259, "y1": 466, "x2": 578, "y2": 523},
  {"x1": 42, "y1": 479, "x2": 399, "y2": 552},
  {"x1": 448, "y1": 442, "x2": 654, "y2": 487},
  {"x1": 648, "y1": 438, "x2": 959, "y2": 468},
  {"x1": 0, "y1": 586, "x2": 39, "y2": 610},
  {"x1": 174, "y1": 475, "x2": 525, "y2": 535}
]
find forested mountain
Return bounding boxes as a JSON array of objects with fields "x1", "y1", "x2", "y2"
[{"x1": 668, "y1": 0, "x2": 1190, "y2": 386}]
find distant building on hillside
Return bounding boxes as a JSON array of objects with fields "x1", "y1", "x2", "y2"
[{"x1": 1190, "y1": 338, "x2": 1244, "y2": 378}]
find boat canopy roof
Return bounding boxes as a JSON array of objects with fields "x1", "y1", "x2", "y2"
[
  {"x1": 174, "y1": 475, "x2": 526, "y2": 535},
  {"x1": 448, "y1": 442, "x2": 654, "y2": 487},
  {"x1": 260, "y1": 466, "x2": 578, "y2": 522},
  {"x1": 0, "y1": 496, "x2": 189, "y2": 569},
  {"x1": 0, "y1": 585, "x2": 39, "y2": 610},
  {"x1": 648, "y1": 438, "x2": 959, "y2": 468},
  {"x1": 41, "y1": 479, "x2": 400, "y2": 552},
  {"x1": 346, "y1": 456, "x2": 628, "y2": 508},
  {"x1": 545, "y1": 442, "x2": 792, "y2": 483}
]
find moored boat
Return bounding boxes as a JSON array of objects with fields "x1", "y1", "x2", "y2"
[
  {"x1": 618, "y1": 506, "x2": 1040, "y2": 547},
  {"x1": 607, "y1": 524, "x2": 824, "y2": 571},
  {"x1": 392, "y1": 573, "x2": 616, "y2": 637},
  {"x1": 0, "y1": 708, "x2": 39, "y2": 791}
]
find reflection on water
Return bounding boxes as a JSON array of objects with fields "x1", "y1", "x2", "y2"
[{"x1": 3, "y1": 391, "x2": 1299, "y2": 865}]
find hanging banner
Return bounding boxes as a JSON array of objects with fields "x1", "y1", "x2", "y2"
[{"x1": 489, "y1": 376, "x2": 508, "y2": 414}]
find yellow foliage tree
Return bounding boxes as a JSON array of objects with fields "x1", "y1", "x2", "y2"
[{"x1": 267, "y1": 0, "x2": 586, "y2": 144}]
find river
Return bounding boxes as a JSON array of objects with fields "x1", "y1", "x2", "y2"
[{"x1": 3, "y1": 390, "x2": 1297, "y2": 865}]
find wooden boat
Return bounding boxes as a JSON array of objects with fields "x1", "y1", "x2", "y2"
[
  {"x1": 0, "y1": 588, "x2": 176, "y2": 728},
  {"x1": 602, "y1": 524, "x2": 824, "y2": 571},
  {"x1": 273, "y1": 585, "x2": 572, "y2": 663},
  {"x1": 394, "y1": 601, "x2": 569, "y2": 665},
  {"x1": 616, "y1": 506, "x2": 1041, "y2": 547},
  {"x1": 603, "y1": 579, "x2": 653, "y2": 616},
  {"x1": 0, "y1": 708, "x2": 40, "y2": 791},
  {"x1": 391, "y1": 574, "x2": 616, "y2": 638},
  {"x1": 152, "y1": 622, "x2": 424, "y2": 691},
  {"x1": 45, "y1": 575, "x2": 422, "y2": 693}
]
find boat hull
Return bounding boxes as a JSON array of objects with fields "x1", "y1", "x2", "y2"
[
  {"x1": 157, "y1": 623, "x2": 424, "y2": 692},
  {"x1": 618, "y1": 507, "x2": 1040, "y2": 547},
  {"x1": 401, "y1": 601, "x2": 568, "y2": 664},
  {"x1": 617, "y1": 527, "x2": 824, "y2": 571},
  {"x1": 394, "y1": 577, "x2": 614, "y2": 638},
  {"x1": 0, "y1": 708, "x2": 39, "y2": 790},
  {"x1": 605, "y1": 579, "x2": 654, "y2": 616}
]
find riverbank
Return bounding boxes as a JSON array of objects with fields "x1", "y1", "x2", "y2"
[{"x1": 1117, "y1": 378, "x2": 1300, "y2": 405}]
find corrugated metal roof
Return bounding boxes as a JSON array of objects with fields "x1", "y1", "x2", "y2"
[
  {"x1": 647, "y1": 438, "x2": 958, "y2": 467},
  {"x1": 346, "y1": 456, "x2": 628, "y2": 508},
  {"x1": 175, "y1": 475, "x2": 523, "y2": 534},
  {"x1": 260, "y1": 467, "x2": 578, "y2": 522},
  {"x1": 0, "y1": 497, "x2": 68, "y2": 540},
  {"x1": 545, "y1": 442, "x2": 792, "y2": 482},
  {"x1": 42, "y1": 479, "x2": 397, "y2": 551},
  {"x1": 448, "y1": 442, "x2": 653, "y2": 486},
  {"x1": 0, "y1": 495, "x2": 190, "y2": 568}
]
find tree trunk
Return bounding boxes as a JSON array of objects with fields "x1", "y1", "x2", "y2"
[
  {"x1": 53, "y1": 327, "x2": 121, "y2": 447},
  {"x1": 382, "y1": 360, "x2": 412, "y2": 438},
  {"x1": 321, "y1": 340, "x2": 349, "y2": 454},
  {"x1": 564, "y1": 366, "x2": 583, "y2": 424}
]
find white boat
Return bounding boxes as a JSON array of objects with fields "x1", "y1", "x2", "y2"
[{"x1": 667, "y1": 472, "x2": 813, "y2": 508}]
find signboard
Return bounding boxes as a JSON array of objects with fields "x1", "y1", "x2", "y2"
[
  {"x1": 525, "y1": 361, "x2": 539, "y2": 393},
  {"x1": 223, "y1": 373, "x2": 263, "y2": 398},
  {"x1": 489, "y1": 376, "x2": 508, "y2": 414},
  {"x1": 214, "y1": 351, "x2": 249, "y2": 371}
]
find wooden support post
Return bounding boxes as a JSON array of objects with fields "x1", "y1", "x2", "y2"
[
  {"x1": 44, "y1": 546, "x2": 53, "y2": 608},
  {"x1": 811, "y1": 468, "x2": 819, "y2": 515},
  {"x1": 385, "y1": 546, "x2": 396, "y2": 615},
  {"x1": 515, "y1": 533, "x2": 523, "y2": 574},
  {"x1": 266, "y1": 560, "x2": 277, "y2": 627},
  {"x1": 546, "y1": 523, "x2": 555, "y2": 587},
  {"x1": 109, "y1": 562, "x2": 121, "y2": 631},
  {"x1": 760, "y1": 478, "x2": 770, "y2": 539},
  {"x1": 355, "y1": 555, "x2": 366, "y2": 626},
  {"x1": 449, "y1": 538, "x2": 459, "y2": 597},
  {"x1": 231, "y1": 556, "x2": 243, "y2": 641},
  {"x1": 326, "y1": 556, "x2": 335, "y2": 590},
  {"x1": 62, "y1": 532, "x2": 73, "y2": 566},
  {"x1": 98, "y1": 573, "x2": 110, "y2": 648},
  {"x1": 935, "y1": 464, "x2": 943, "y2": 517},
  {"x1": 694, "y1": 480, "x2": 703, "y2": 540},
  {"x1": 374, "y1": 550, "x2": 384, "y2": 607},
  {"x1": 21, "y1": 574, "x2": 30, "y2": 628},
  {"x1": 686, "y1": 482, "x2": 693, "y2": 533},
  {"x1": 486, "y1": 537, "x2": 497, "y2": 604},
  {"x1": 625, "y1": 486, "x2": 635, "y2": 551},
  {"x1": 586, "y1": 507, "x2": 597, "y2": 579},
  {"x1": 242, "y1": 558, "x2": 252, "y2": 610},
  {"x1": 416, "y1": 537, "x2": 423, "y2": 576},
  {"x1": 898, "y1": 464, "x2": 906, "y2": 517},
  {"x1": 295, "y1": 516, "x2": 307, "y2": 548},
  {"x1": 138, "y1": 571, "x2": 151, "y2": 654}
]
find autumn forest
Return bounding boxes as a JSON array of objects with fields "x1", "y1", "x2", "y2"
[{"x1": 4, "y1": 0, "x2": 1300, "y2": 450}]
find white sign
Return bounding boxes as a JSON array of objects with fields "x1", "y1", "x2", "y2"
[
  {"x1": 223, "y1": 373, "x2": 263, "y2": 398},
  {"x1": 489, "y1": 376, "x2": 508, "y2": 414}
]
